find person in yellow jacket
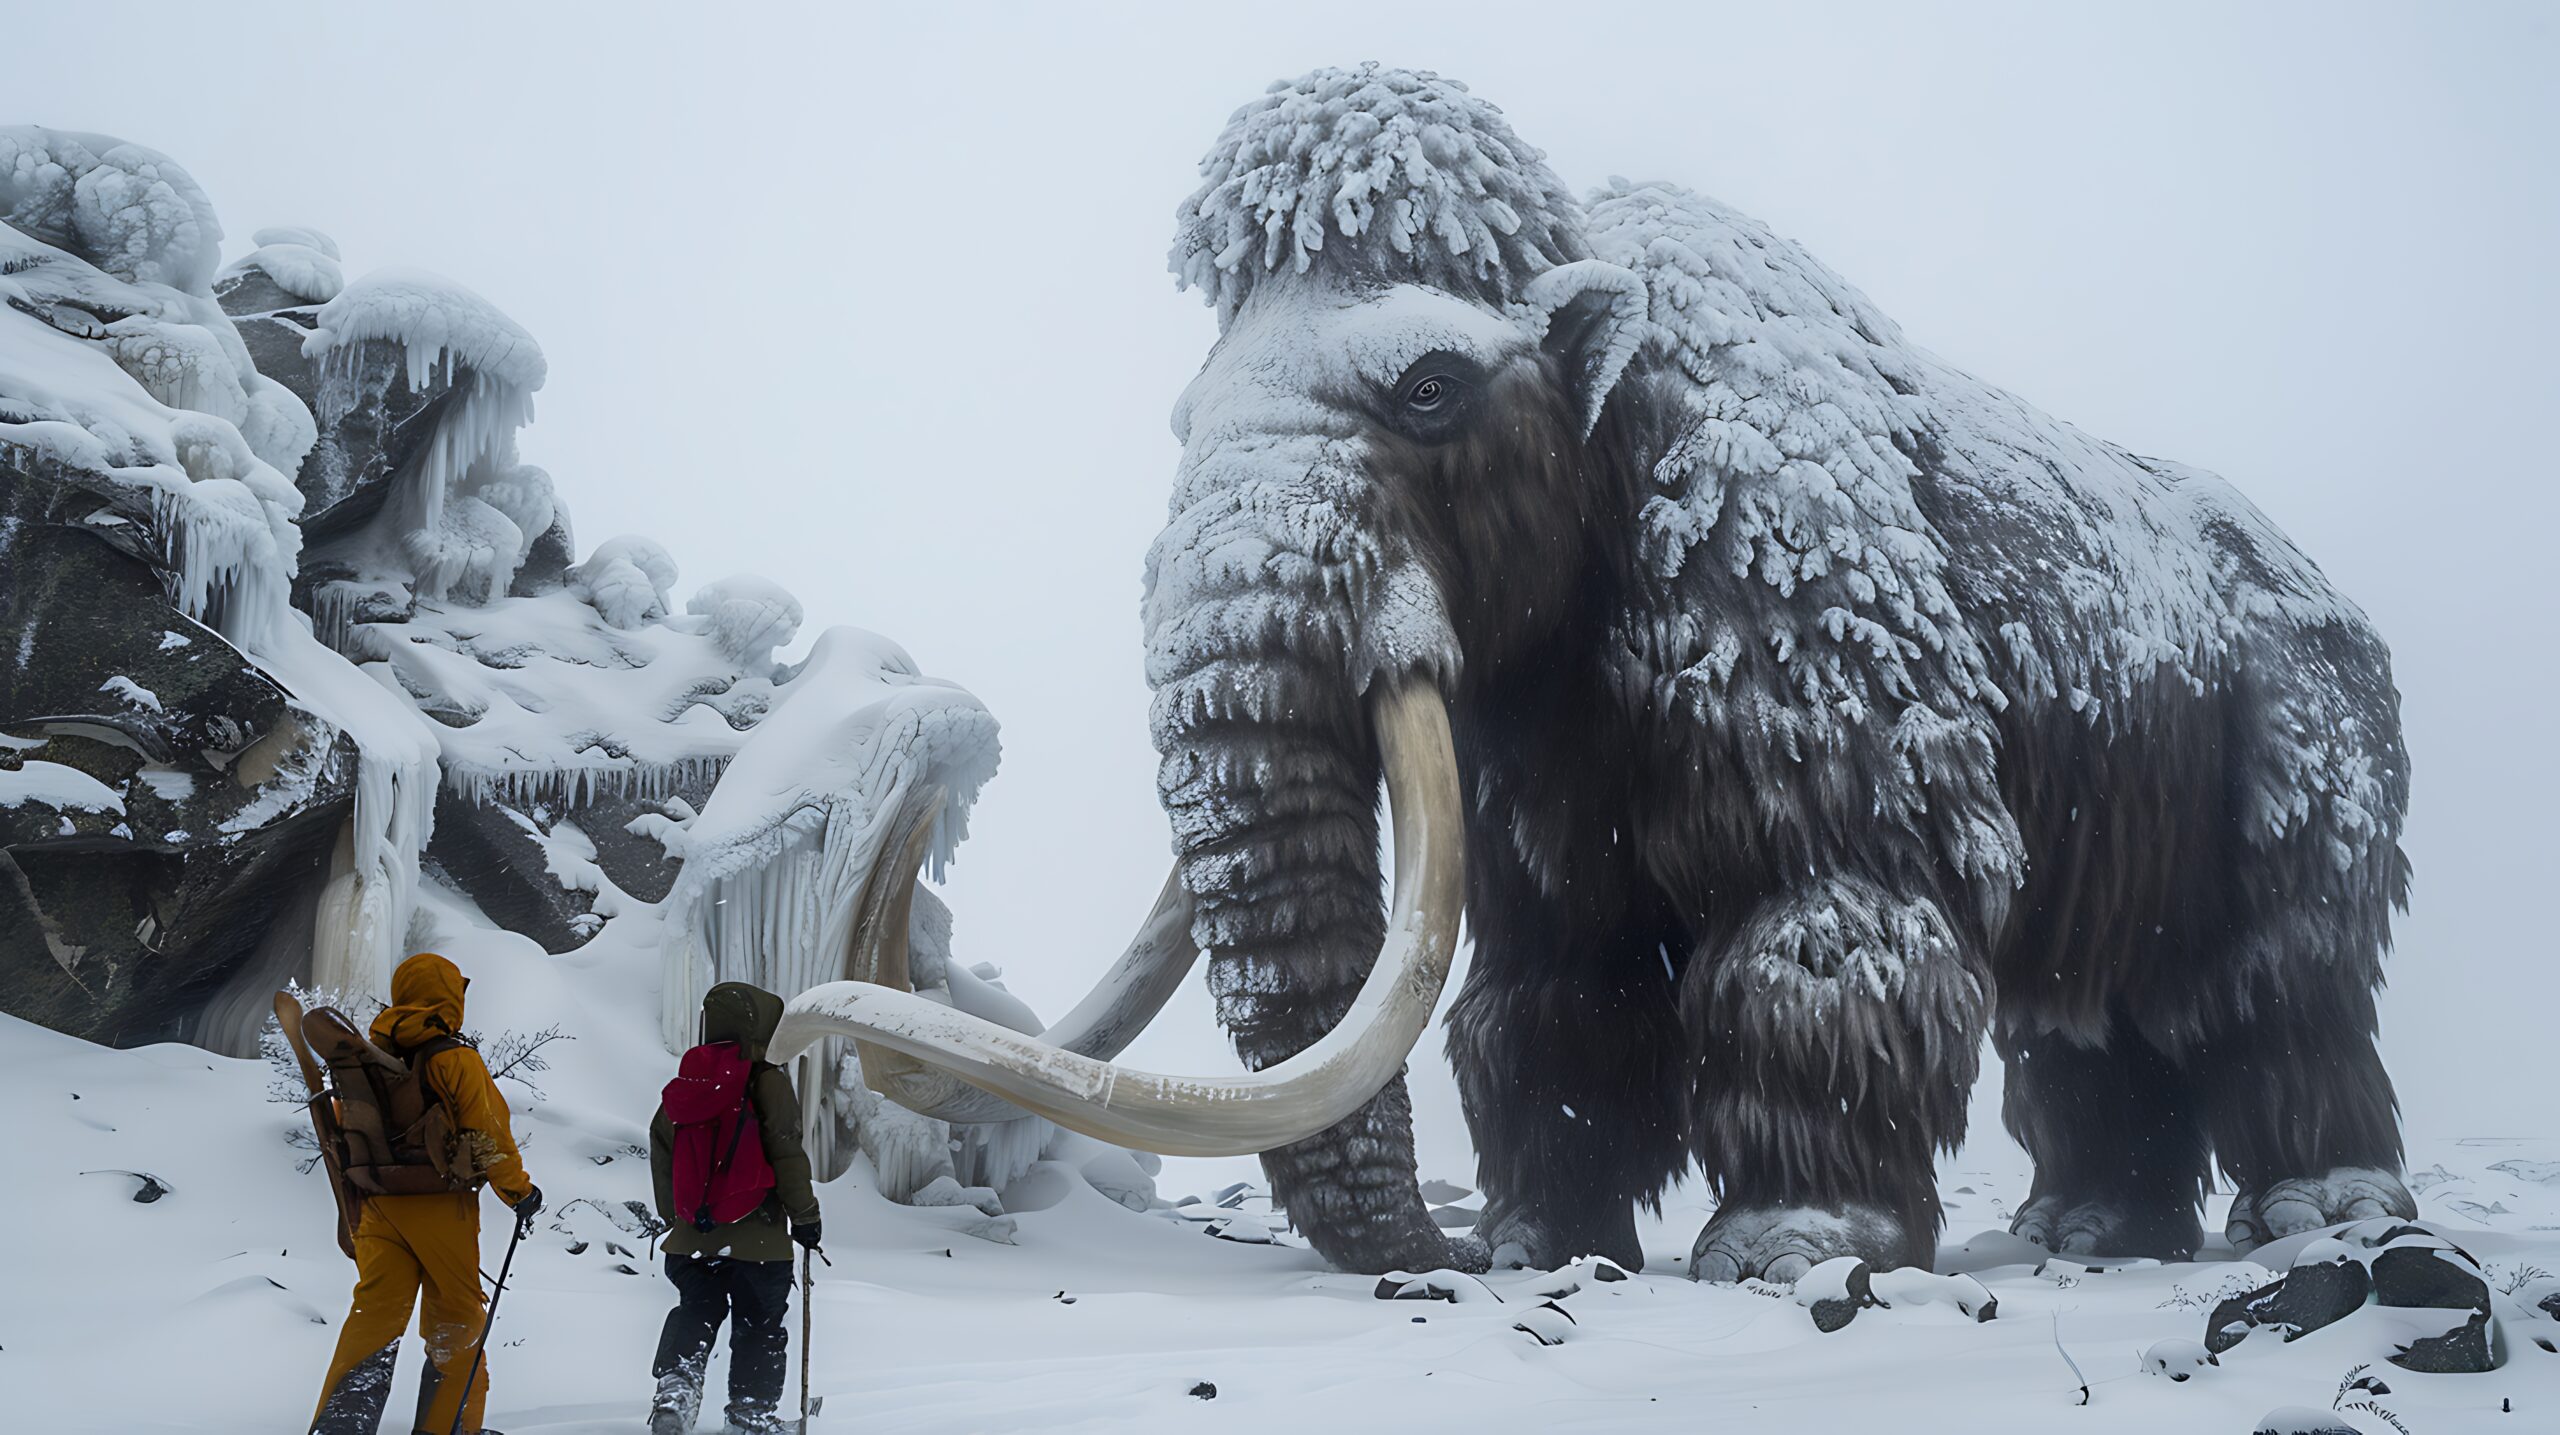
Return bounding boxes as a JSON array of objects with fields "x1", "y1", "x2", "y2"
[{"x1": 310, "y1": 953, "x2": 543, "y2": 1435}]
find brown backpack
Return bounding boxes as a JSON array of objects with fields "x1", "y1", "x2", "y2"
[{"x1": 300, "y1": 1006, "x2": 491, "y2": 1196}]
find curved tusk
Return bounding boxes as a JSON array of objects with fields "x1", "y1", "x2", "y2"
[
  {"x1": 771, "y1": 680, "x2": 1464, "y2": 1157},
  {"x1": 841, "y1": 792, "x2": 946, "y2": 1110},
  {"x1": 866, "y1": 867, "x2": 1197, "y2": 1125}
]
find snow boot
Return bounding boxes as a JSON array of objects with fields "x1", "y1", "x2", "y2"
[{"x1": 648, "y1": 1373, "x2": 703, "y2": 1435}]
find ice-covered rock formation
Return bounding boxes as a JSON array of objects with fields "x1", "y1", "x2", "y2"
[
  {"x1": 2, "y1": 124, "x2": 1152, "y2": 1205},
  {"x1": 2, "y1": 127, "x2": 435, "y2": 1052}
]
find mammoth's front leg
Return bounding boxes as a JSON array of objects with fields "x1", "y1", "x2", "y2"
[
  {"x1": 1224, "y1": 984, "x2": 1469, "y2": 1274},
  {"x1": 1680, "y1": 876, "x2": 1990, "y2": 1281},
  {"x1": 1446, "y1": 906, "x2": 1687, "y2": 1272}
]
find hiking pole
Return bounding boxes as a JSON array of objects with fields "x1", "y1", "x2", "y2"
[
  {"x1": 449, "y1": 1210, "x2": 529, "y2": 1435},
  {"x1": 801, "y1": 1243, "x2": 831, "y2": 1428}
]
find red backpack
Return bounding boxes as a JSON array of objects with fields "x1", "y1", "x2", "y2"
[{"x1": 662, "y1": 1041, "x2": 776, "y2": 1231}]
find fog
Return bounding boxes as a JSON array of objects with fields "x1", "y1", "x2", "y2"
[{"x1": 12, "y1": 1, "x2": 2553, "y2": 1184}]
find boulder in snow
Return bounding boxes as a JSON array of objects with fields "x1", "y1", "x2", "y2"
[
  {"x1": 2202, "y1": 1218, "x2": 2513, "y2": 1372},
  {"x1": 2140, "y1": 1337, "x2": 2218, "y2": 1381}
]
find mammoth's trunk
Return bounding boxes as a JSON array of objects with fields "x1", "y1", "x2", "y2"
[
  {"x1": 762, "y1": 433, "x2": 1471, "y2": 1271},
  {"x1": 1141, "y1": 434, "x2": 1473, "y2": 1273}
]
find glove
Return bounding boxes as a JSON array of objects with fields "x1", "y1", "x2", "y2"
[
  {"x1": 511, "y1": 1185, "x2": 544, "y2": 1227},
  {"x1": 792, "y1": 1220, "x2": 822, "y2": 1251}
]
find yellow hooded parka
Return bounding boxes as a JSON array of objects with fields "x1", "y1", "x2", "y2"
[{"x1": 309, "y1": 953, "x2": 534, "y2": 1435}]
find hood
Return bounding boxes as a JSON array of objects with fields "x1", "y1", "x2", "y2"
[
  {"x1": 662, "y1": 1038, "x2": 753, "y2": 1124},
  {"x1": 699, "y1": 981, "x2": 783, "y2": 1061},
  {"x1": 371, "y1": 952, "x2": 467, "y2": 1053}
]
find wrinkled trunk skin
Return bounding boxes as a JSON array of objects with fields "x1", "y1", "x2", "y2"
[{"x1": 1144, "y1": 429, "x2": 1468, "y2": 1274}]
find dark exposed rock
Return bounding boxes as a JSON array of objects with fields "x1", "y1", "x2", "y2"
[
  {"x1": 2393, "y1": 1310, "x2": 2495, "y2": 1374},
  {"x1": 2204, "y1": 1220, "x2": 2522, "y2": 1375},
  {"x1": 2205, "y1": 1260, "x2": 2376, "y2": 1353},
  {"x1": 212, "y1": 266, "x2": 309, "y2": 319},
  {"x1": 2, "y1": 449, "x2": 354, "y2": 1053},
  {"x1": 511, "y1": 515, "x2": 577, "y2": 597},
  {"x1": 2206, "y1": 1279, "x2": 2286, "y2": 1354},
  {"x1": 214, "y1": 268, "x2": 465, "y2": 546},
  {"x1": 2370, "y1": 1244, "x2": 2491, "y2": 1314},
  {"x1": 296, "y1": 336, "x2": 466, "y2": 544},
  {"x1": 1802, "y1": 1259, "x2": 1877, "y2": 1334},
  {"x1": 78, "y1": 1169, "x2": 174, "y2": 1203},
  {"x1": 2261, "y1": 1256, "x2": 2371, "y2": 1340},
  {"x1": 579, "y1": 789, "x2": 704, "y2": 905},
  {"x1": 424, "y1": 770, "x2": 711, "y2": 954},
  {"x1": 425, "y1": 791, "x2": 593, "y2": 955}
]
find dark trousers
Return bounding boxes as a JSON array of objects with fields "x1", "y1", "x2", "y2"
[{"x1": 652, "y1": 1255, "x2": 792, "y2": 1430}]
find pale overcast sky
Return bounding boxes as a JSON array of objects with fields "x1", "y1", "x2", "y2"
[{"x1": 10, "y1": 2, "x2": 2554, "y2": 1180}]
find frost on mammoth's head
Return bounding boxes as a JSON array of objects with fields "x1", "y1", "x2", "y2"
[{"x1": 1171, "y1": 64, "x2": 1589, "y2": 326}]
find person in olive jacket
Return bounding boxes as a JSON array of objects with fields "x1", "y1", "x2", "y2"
[{"x1": 648, "y1": 982, "x2": 823, "y2": 1435}]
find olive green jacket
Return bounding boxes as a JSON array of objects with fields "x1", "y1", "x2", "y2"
[{"x1": 651, "y1": 982, "x2": 821, "y2": 1262}]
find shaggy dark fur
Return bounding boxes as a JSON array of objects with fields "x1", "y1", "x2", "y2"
[{"x1": 1149, "y1": 66, "x2": 2416, "y2": 1277}]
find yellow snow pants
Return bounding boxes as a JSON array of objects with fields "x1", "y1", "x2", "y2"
[{"x1": 310, "y1": 1191, "x2": 490, "y2": 1435}]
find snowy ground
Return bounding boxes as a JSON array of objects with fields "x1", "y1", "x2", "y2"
[{"x1": 8, "y1": 886, "x2": 2555, "y2": 1433}]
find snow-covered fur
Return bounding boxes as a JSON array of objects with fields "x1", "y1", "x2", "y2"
[{"x1": 1150, "y1": 65, "x2": 2413, "y2": 1276}]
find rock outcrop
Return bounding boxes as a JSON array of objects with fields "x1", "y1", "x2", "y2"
[{"x1": 3, "y1": 124, "x2": 1168, "y2": 1213}]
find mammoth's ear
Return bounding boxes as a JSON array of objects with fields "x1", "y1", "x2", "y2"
[{"x1": 1523, "y1": 260, "x2": 1650, "y2": 439}]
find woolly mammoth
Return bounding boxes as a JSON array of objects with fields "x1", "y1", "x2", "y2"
[{"x1": 778, "y1": 65, "x2": 2418, "y2": 1280}]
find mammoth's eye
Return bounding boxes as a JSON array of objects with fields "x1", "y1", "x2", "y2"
[{"x1": 1384, "y1": 352, "x2": 1478, "y2": 440}]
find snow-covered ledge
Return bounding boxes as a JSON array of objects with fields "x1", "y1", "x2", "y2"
[{"x1": 647, "y1": 625, "x2": 1000, "y2": 1181}]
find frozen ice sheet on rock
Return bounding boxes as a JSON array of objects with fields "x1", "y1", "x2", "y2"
[
  {"x1": 298, "y1": 266, "x2": 546, "y2": 608},
  {"x1": 659, "y1": 622, "x2": 999, "y2": 984},
  {"x1": 305, "y1": 267, "x2": 545, "y2": 395}
]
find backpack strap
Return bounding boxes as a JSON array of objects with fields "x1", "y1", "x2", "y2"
[
  {"x1": 695, "y1": 1080, "x2": 759, "y2": 1227},
  {"x1": 392, "y1": 1037, "x2": 481, "y2": 1184},
  {"x1": 393, "y1": 1037, "x2": 470, "y2": 1128}
]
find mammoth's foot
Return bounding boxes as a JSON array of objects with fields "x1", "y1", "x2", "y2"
[
  {"x1": 2010, "y1": 1193, "x2": 2200, "y2": 1262},
  {"x1": 1687, "y1": 1202, "x2": 1914, "y2": 1284},
  {"x1": 1477, "y1": 1200, "x2": 1643, "y2": 1273},
  {"x1": 1339, "y1": 1212, "x2": 1490, "y2": 1276},
  {"x1": 2224, "y1": 1166, "x2": 2417, "y2": 1255}
]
